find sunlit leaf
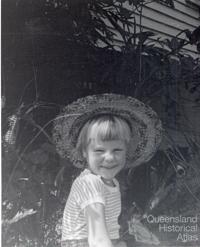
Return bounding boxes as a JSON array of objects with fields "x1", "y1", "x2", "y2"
[{"x1": 128, "y1": 217, "x2": 160, "y2": 245}]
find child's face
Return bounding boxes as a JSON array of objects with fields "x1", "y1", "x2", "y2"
[{"x1": 83, "y1": 137, "x2": 127, "y2": 181}]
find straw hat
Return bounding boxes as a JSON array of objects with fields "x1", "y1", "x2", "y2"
[{"x1": 53, "y1": 94, "x2": 163, "y2": 168}]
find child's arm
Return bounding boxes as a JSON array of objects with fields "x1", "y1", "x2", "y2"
[{"x1": 85, "y1": 202, "x2": 114, "y2": 247}]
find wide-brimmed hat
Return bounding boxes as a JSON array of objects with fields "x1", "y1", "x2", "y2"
[{"x1": 53, "y1": 94, "x2": 163, "y2": 168}]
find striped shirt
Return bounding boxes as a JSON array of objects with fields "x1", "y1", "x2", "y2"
[{"x1": 62, "y1": 169, "x2": 121, "y2": 241}]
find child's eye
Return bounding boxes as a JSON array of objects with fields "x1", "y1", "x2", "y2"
[
  {"x1": 94, "y1": 149, "x2": 104, "y2": 153},
  {"x1": 114, "y1": 149, "x2": 124, "y2": 152}
]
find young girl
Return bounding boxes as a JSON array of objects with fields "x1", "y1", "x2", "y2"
[{"x1": 53, "y1": 94, "x2": 162, "y2": 247}]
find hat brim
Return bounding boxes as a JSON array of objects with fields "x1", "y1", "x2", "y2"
[{"x1": 53, "y1": 94, "x2": 163, "y2": 168}]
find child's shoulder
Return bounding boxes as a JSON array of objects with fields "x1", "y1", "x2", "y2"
[{"x1": 73, "y1": 169, "x2": 103, "y2": 187}]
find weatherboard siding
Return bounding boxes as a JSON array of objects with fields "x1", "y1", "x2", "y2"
[{"x1": 105, "y1": 0, "x2": 200, "y2": 57}]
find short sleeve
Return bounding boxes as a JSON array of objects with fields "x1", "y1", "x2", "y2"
[{"x1": 72, "y1": 174, "x2": 105, "y2": 210}]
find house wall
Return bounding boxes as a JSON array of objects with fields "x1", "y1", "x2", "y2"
[{"x1": 103, "y1": 0, "x2": 200, "y2": 58}]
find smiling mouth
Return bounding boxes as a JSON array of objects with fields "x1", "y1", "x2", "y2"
[{"x1": 101, "y1": 165, "x2": 118, "y2": 170}]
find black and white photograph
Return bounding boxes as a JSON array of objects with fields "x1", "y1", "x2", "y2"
[{"x1": 2, "y1": 0, "x2": 200, "y2": 246}]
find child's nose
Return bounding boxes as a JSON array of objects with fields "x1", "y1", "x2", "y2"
[{"x1": 104, "y1": 151, "x2": 114, "y2": 161}]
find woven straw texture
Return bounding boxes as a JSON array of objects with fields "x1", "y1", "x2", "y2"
[{"x1": 53, "y1": 94, "x2": 163, "y2": 168}]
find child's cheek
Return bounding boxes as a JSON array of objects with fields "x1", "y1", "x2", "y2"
[{"x1": 93, "y1": 153, "x2": 103, "y2": 161}]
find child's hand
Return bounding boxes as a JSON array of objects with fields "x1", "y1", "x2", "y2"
[{"x1": 114, "y1": 240, "x2": 127, "y2": 247}]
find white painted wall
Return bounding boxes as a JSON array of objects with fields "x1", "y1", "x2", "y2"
[{"x1": 100, "y1": 0, "x2": 200, "y2": 57}]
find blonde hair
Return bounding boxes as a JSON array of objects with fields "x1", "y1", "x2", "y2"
[{"x1": 76, "y1": 115, "x2": 131, "y2": 156}]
